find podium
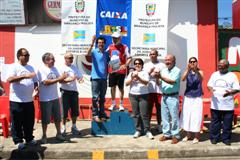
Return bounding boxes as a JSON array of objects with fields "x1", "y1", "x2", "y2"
[{"x1": 91, "y1": 110, "x2": 135, "y2": 135}]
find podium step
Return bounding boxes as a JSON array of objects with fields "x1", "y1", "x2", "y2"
[{"x1": 91, "y1": 110, "x2": 135, "y2": 135}]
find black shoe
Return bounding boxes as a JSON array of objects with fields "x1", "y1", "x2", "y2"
[
  {"x1": 211, "y1": 139, "x2": 217, "y2": 144},
  {"x1": 223, "y1": 141, "x2": 231, "y2": 146}
]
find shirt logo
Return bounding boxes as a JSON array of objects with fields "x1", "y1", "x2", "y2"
[{"x1": 47, "y1": 72, "x2": 57, "y2": 79}]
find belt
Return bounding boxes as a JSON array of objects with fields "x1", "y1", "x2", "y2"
[{"x1": 162, "y1": 92, "x2": 179, "y2": 96}]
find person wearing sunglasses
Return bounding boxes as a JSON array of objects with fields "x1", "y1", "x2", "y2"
[
  {"x1": 207, "y1": 59, "x2": 239, "y2": 146},
  {"x1": 7, "y1": 48, "x2": 38, "y2": 150},
  {"x1": 59, "y1": 51, "x2": 83, "y2": 136},
  {"x1": 180, "y1": 57, "x2": 203, "y2": 144},
  {"x1": 126, "y1": 58, "x2": 154, "y2": 139}
]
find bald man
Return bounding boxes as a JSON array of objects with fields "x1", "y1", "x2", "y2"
[
  {"x1": 60, "y1": 52, "x2": 83, "y2": 136},
  {"x1": 207, "y1": 59, "x2": 239, "y2": 146},
  {"x1": 158, "y1": 54, "x2": 181, "y2": 144}
]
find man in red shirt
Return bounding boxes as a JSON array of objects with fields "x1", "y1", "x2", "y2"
[{"x1": 108, "y1": 32, "x2": 132, "y2": 111}]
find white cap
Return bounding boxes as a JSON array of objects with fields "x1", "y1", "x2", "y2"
[{"x1": 111, "y1": 32, "x2": 121, "y2": 38}]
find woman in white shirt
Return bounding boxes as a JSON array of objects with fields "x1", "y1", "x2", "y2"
[{"x1": 126, "y1": 58, "x2": 153, "y2": 139}]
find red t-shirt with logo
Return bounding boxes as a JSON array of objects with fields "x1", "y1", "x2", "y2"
[{"x1": 108, "y1": 44, "x2": 130, "y2": 74}]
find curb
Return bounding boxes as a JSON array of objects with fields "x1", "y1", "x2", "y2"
[{"x1": 1, "y1": 146, "x2": 240, "y2": 159}]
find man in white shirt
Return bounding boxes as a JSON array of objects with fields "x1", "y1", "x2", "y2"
[
  {"x1": 144, "y1": 49, "x2": 165, "y2": 133},
  {"x1": 207, "y1": 59, "x2": 240, "y2": 146},
  {"x1": 60, "y1": 52, "x2": 83, "y2": 135},
  {"x1": 37, "y1": 53, "x2": 67, "y2": 144},
  {"x1": 7, "y1": 48, "x2": 38, "y2": 150}
]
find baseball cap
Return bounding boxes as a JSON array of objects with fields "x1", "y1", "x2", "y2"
[{"x1": 111, "y1": 32, "x2": 121, "y2": 38}]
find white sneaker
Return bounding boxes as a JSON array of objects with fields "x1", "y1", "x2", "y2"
[
  {"x1": 108, "y1": 104, "x2": 116, "y2": 111},
  {"x1": 119, "y1": 104, "x2": 124, "y2": 111},
  {"x1": 133, "y1": 131, "x2": 141, "y2": 138},
  {"x1": 56, "y1": 134, "x2": 65, "y2": 141},
  {"x1": 146, "y1": 131, "x2": 154, "y2": 140}
]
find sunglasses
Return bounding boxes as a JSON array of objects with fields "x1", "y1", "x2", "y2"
[
  {"x1": 134, "y1": 63, "x2": 142, "y2": 65},
  {"x1": 21, "y1": 54, "x2": 30, "y2": 57},
  {"x1": 189, "y1": 61, "x2": 197, "y2": 64}
]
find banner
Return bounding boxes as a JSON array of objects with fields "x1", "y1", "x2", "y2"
[
  {"x1": 96, "y1": 0, "x2": 130, "y2": 48},
  {"x1": 62, "y1": 0, "x2": 169, "y2": 58},
  {"x1": 0, "y1": 0, "x2": 25, "y2": 25},
  {"x1": 61, "y1": 0, "x2": 97, "y2": 54},
  {"x1": 128, "y1": 0, "x2": 169, "y2": 58}
]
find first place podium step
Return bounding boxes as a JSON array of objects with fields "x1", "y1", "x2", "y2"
[{"x1": 91, "y1": 110, "x2": 135, "y2": 135}]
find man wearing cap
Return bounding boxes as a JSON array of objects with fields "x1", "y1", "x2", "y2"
[
  {"x1": 60, "y1": 51, "x2": 83, "y2": 136},
  {"x1": 108, "y1": 32, "x2": 132, "y2": 111}
]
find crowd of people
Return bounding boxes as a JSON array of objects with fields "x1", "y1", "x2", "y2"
[{"x1": 3, "y1": 32, "x2": 240, "y2": 150}]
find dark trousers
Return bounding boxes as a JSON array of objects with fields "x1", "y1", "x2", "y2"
[
  {"x1": 210, "y1": 109, "x2": 234, "y2": 143},
  {"x1": 148, "y1": 93, "x2": 162, "y2": 125},
  {"x1": 61, "y1": 89, "x2": 79, "y2": 119},
  {"x1": 129, "y1": 93, "x2": 150, "y2": 133},
  {"x1": 91, "y1": 79, "x2": 107, "y2": 118},
  {"x1": 10, "y1": 101, "x2": 35, "y2": 144}
]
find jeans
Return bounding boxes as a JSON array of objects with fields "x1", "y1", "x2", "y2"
[
  {"x1": 161, "y1": 95, "x2": 180, "y2": 138},
  {"x1": 129, "y1": 93, "x2": 150, "y2": 133},
  {"x1": 210, "y1": 109, "x2": 234, "y2": 143},
  {"x1": 91, "y1": 79, "x2": 107, "y2": 118},
  {"x1": 10, "y1": 101, "x2": 35, "y2": 144}
]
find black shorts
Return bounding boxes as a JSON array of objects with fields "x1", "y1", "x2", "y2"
[
  {"x1": 108, "y1": 73, "x2": 125, "y2": 89},
  {"x1": 61, "y1": 89, "x2": 79, "y2": 119}
]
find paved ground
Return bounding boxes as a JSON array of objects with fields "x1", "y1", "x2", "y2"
[{"x1": 0, "y1": 120, "x2": 240, "y2": 159}]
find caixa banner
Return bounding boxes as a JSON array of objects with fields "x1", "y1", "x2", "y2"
[
  {"x1": 62, "y1": 0, "x2": 169, "y2": 59},
  {"x1": 218, "y1": 29, "x2": 240, "y2": 80}
]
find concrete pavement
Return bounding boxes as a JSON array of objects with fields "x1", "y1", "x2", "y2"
[{"x1": 0, "y1": 120, "x2": 240, "y2": 159}]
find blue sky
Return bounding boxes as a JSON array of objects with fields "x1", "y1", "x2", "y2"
[{"x1": 218, "y1": 0, "x2": 232, "y2": 25}]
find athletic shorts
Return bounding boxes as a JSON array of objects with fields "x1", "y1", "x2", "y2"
[
  {"x1": 40, "y1": 99, "x2": 61, "y2": 125},
  {"x1": 108, "y1": 73, "x2": 125, "y2": 89}
]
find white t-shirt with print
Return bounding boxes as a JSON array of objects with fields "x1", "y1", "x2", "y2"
[
  {"x1": 126, "y1": 70, "x2": 149, "y2": 95},
  {"x1": 60, "y1": 64, "x2": 83, "y2": 92},
  {"x1": 207, "y1": 71, "x2": 240, "y2": 110},
  {"x1": 144, "y1": 61, "x2": 165, "y2": 94},
  {"x1": 37, "y1": 65, "x2": 60, "y2": 102},
  {"x1": 8, "y1": 63, "x2": 38, "y2": 102}
]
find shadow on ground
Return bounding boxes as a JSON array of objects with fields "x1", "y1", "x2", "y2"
[{"x1": 9, "y1": 145, "x2": 47, "y2": 160}]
